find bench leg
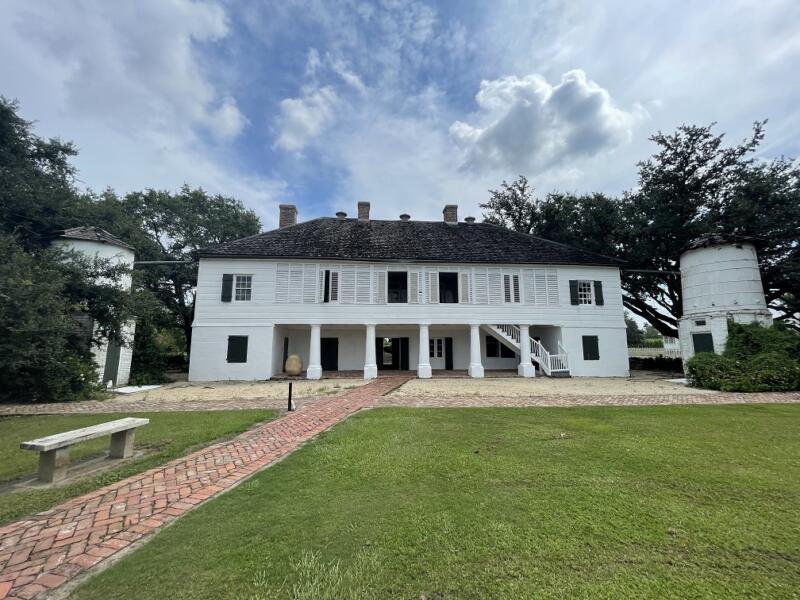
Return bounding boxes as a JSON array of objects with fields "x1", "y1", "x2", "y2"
[
  {"x1": 109, "y1": 429, "x2": 136, "y2": 459},
  {"x1": 39, "y1": 448, "x2": 70, "y2": 484}
]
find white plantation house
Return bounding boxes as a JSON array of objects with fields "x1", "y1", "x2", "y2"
[{"x1": 188, "y1": 202, "x2": 630, "y2": 381}]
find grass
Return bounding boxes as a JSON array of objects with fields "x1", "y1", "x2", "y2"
[
  {"x1": 0, "y1": 410, "x2": 275, "y2": 525},
  {"x1": 73, "y1": 404, "x2": 800, "y2": 599}
]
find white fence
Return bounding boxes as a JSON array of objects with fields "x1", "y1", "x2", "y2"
[{"x1": 628, "y1": 346, "x2": 682, "y2": 359}]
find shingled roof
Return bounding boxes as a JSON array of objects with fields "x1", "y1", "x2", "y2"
[
  {"x1": 52, "y1": 227, "x2": 135, "y2": 251},
  {"x1": 197, "y1": 218, "x2": 622, "y2": 266}
]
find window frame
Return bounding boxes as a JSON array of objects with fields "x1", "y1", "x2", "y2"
[
  {"x1": 387, "y1": 271, "x2": 409, "y2": 304},
  {"x1": 503, "y1": 273, "x2": 521, "y2": 304},
  {"x1": 233, "y1": 274, "x2": 253, "y2": 302},
  {"x1": 226, "y1": 335, "x2": 249, "y2": 363},
  {"x1": 438, "y1": 272, "x2": 459, "y2": 304},
  {"x1": 581, "y1": 335, "x2": 600, "y2": 360},
  {"x1": 322, "y1": 269, "x2": 340, "y2": 303},
  {"x1": 429, "y1": 338, "x2": 444, "y2": 359},
  {"x1": 576, "y1": 280, "x2": 594, "y2": 305}
]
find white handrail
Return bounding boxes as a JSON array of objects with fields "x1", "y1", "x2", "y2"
[{"x1": 490, "y1": 325, "x2": 569, "y2": 376}]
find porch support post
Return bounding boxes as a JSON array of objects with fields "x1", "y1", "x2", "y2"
[
  {"x1": 468, "y1": 324, "x2": 484, "y2": 378},
  {"x1": 364, "y1": 323, "x2": 377, "y2": 379},
  {"x1": 417, "y1": 323, "x2": 432, "y2": 378},
  {"x1": 307, "y1": 324, "x2": 322, "y2": 380},
  {"x1": 518, "y1": 324, "x2": 536, "y2": 378}
]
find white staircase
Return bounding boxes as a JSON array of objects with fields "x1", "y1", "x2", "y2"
[{"x1": 484, "y1": 324, "x2": 570, "y2": 377}]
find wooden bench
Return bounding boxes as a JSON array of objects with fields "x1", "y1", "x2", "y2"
[{"x1": 20, "y1": 417, "x2": 149, "y2": 484}]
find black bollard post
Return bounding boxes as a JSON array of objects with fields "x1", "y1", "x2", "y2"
[{"x1": 288, "y1": 381, "x2": 295, "y2": 411}]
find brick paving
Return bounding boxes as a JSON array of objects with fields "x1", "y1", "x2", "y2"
[
  {"x1": 379, "y1": 391, "x2": 800, "y2": 408},
  {"x1": 0, "y1": 376, "x2": 410, "y2": 600}
]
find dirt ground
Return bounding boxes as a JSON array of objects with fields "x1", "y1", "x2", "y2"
[
  {"x1": 388, "y1": 371, "x2": 708, "y2": 398},
  {"x1": 117, "y1": 379, "x2": 365, "y2": 404}
]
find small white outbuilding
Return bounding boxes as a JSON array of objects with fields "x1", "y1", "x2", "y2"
[
  {"x1": 678, "y1": 233, "x2": 772, "y2": 363},
  {"x1": 50, "y1": 227, "x2": 136, "y2": 387}
]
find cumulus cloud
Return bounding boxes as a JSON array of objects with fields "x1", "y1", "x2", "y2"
[
  {"x1": 207, "y1": 96, "x2": 248, "y2": 140},
  {"x1": 450, "y1": 69, "x2": 647, "y2": 172},
  {"x1": 275, "y1": 86, "x2": 339, "y2": 152}
]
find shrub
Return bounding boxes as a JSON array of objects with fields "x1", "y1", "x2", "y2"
[
  {"x1": 724, "y1": 321, "x2": 800, "y2": 362},
  {"x1": 718, "y1": 352, "x2": 800, "y2": 392},
  {"x1": 685, "y1": 353, "x2": 737, "y2": 390}
]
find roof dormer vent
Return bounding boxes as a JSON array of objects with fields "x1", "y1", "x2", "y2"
[
  {"x1": 464, "y1": 216, "x2": 476, "y2": 224},
  {"x1": 399, "y1": 214, "x2": 411, "y2": 222},
  {"x1": 336, "y1": 211, "x2": 347, "y2": 219}
]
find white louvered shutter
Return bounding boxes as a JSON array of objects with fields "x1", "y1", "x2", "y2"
[
  {"x1": 288, "y1": 265, "x2": 303, "y2": 303},
  {"x1": 427, "y1": 271, "x2": 439, "y2": 304},
  {"x1": 275, "y1": 264, "x2": 289, "y2": 303},
  {"x1": 472, "y1": 270, "x2": 488, "y2": 304},
  {"x1": 512, "y1": 274, "x2": 520, "y2": 303},
  {"x1": 302, "y1": 264, "x2": 317, "y2": 303},
  {"x1": 488, "y1": 268, "x2": 502, "y2": 304},
  {"x1": 546, "y1": 269, "x2": 559, "y2": 304},
  {"x1": 523, "y1": 269, "x2": 535, "y2": 304},
  {"x1": 459, "y1": 272, "x2": 471, "y2": 304},
  {"x1": 339, "y1": 266, "x2": 356, "y2": 303},
  {"x1": 356, "y1": 267, "x2": 371, "y2": 303},
  {"x1": 534, "y1": 269, "x2": 547, "y2": 305},
  {"x1": 373, "y1": 269, "x2": 386, "y2": 303},
  {"x1": 408, "y1": 271, "x2": 419, "y2": 304},
  {"x1": 318, "y1": 268, "x2": 325, "y2": 303}
]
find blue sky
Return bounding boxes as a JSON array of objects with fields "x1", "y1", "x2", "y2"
[{"x1": 2, "y1": 0, "x2": 799, "y2": 228}]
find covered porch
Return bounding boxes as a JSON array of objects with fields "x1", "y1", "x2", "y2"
[{"x1": 271, "y1": 323, "x2": 568, "y2": 380}]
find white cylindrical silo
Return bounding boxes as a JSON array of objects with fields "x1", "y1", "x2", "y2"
[{"x1": 678, "y1": 234, "x2": 772, "y2": 362}]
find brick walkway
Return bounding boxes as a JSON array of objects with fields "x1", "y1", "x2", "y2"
[
  {"x1": 379, "y1": 391, "x2": 800, "y2": 408},
  {"x1": 0, "y1": 376, "x2": 410, "y2": 600}
]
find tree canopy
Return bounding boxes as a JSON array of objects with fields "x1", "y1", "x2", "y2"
[{"x1": 481, "y1": 122, "x2": 800, "y2": 336}]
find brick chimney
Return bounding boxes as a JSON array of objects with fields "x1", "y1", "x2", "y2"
[
  {"x1": 443, "y1": 204, "x2": 458, "y2": 224},
  {"x1": 279, "y1": 204, "x2": 297, "y2": 228},
  {"x1": 357, "y1": 201, "x2": 370, "y2": 221}
]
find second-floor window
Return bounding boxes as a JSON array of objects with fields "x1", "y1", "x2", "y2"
[
  {"x1": 577, "y1": 280, "x2": 593, "y2": 304},
  {"x1": 503, "y1": 274, "x2": 520, "y2": 303},
  {"x1": 234, "y1": 275, "x2": 252, "y2": 301},
  {"x1": 438, "y1": 272, "x2": 458, "y2": 303},
  {"x1": 388, "y1": 271, "x2": 408, "y2": 303},
  {"x1": 323, "y1": 269, "x2": 339, "y2": 303}
]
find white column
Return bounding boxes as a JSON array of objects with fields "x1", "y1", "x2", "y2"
[
  {"x1": 364, "y1": 324, "x2": 377, "y2": 379},
  {"x1": 307, "y1": 324, "x2": 322, "y2": 380},
  {"x1": 518, "y1": 324, "x2": 536, "y2": 377},
  {"x1": 417, "y1": 324, "x2": 432, "y2": 378},
  {"x1": 468, "y1": 324, "x2": 484, "y2": 378}
]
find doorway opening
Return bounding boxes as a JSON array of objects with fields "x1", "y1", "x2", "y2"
[{"x1": 376, "y1": 337, "x2": 409, "y2": 370}]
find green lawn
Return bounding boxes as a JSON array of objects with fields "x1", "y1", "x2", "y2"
[
  {"x1": 0, "y1": 410, "x2": 275, "y2": 525},
  {"x1": 74, "y1": 404, "x2": 800, "y2": 599}
]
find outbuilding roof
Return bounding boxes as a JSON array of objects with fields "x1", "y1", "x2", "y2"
[
  {"x1": 52, "y1": 227, "x2": 135, "y2": 251},
  {"x1": 197, "y1": 218, "x2": 622, "y2": 266}
]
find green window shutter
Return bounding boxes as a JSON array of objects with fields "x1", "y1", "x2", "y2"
[
  {"x1": 594, "y1": 281, "x2": 604, "y2": 305},
  {"x1": 692, "y1": 333, "x2": 714, "y2": 354},
  {"x1": 569, "y1": 280, "x2": 579, "y2": 305},
  {"x1": 582, "y1": 335, "x2": 599, "y2": 360},
  {"x1": 221, "y1": 274, "x2": 233, "y2": 302},
  {"x1": 227, "y1": 336, "x2": 248, "y2": 363}
]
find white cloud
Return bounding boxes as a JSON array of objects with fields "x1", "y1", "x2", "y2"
[
  {"x1": 0, "y1": 0, "x2": 285, "y2": 226},
  {"x1": 275, "y1": 86, "x2": 339, "y2": 152},
  {"x1": 450, "y1": 70, "x2": 647, "y2": 173}
]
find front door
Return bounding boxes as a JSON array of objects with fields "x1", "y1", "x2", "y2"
[
  {"x1": 376, "y1": 337, "x2": 410, "y2": 370},
  {"x1": 444, "y1": 337, "x2": 454, "y2": 370},
  {"x1": 321, "y1": 337, "x2": 339, "y2": 371}
]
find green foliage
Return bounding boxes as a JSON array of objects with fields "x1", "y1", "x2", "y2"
[
  {"x1": 625, "y1": 315, "x2": 644, "y2": 346},
  {"x1": 0, "y1": 234, "x2": 102, "y2": 402},
  {"x1": 724, "y1": 321, "x2": 800, "y2": 362},
  {"x1": 481, "y1": 122, "x2": 800, "y2": 337},
  {"x1": 687, "y1": 323, "x2": 800, "y2": 391},
  {"x1": 685, "y1": 353, "x2": 738, "y2": 390}
]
